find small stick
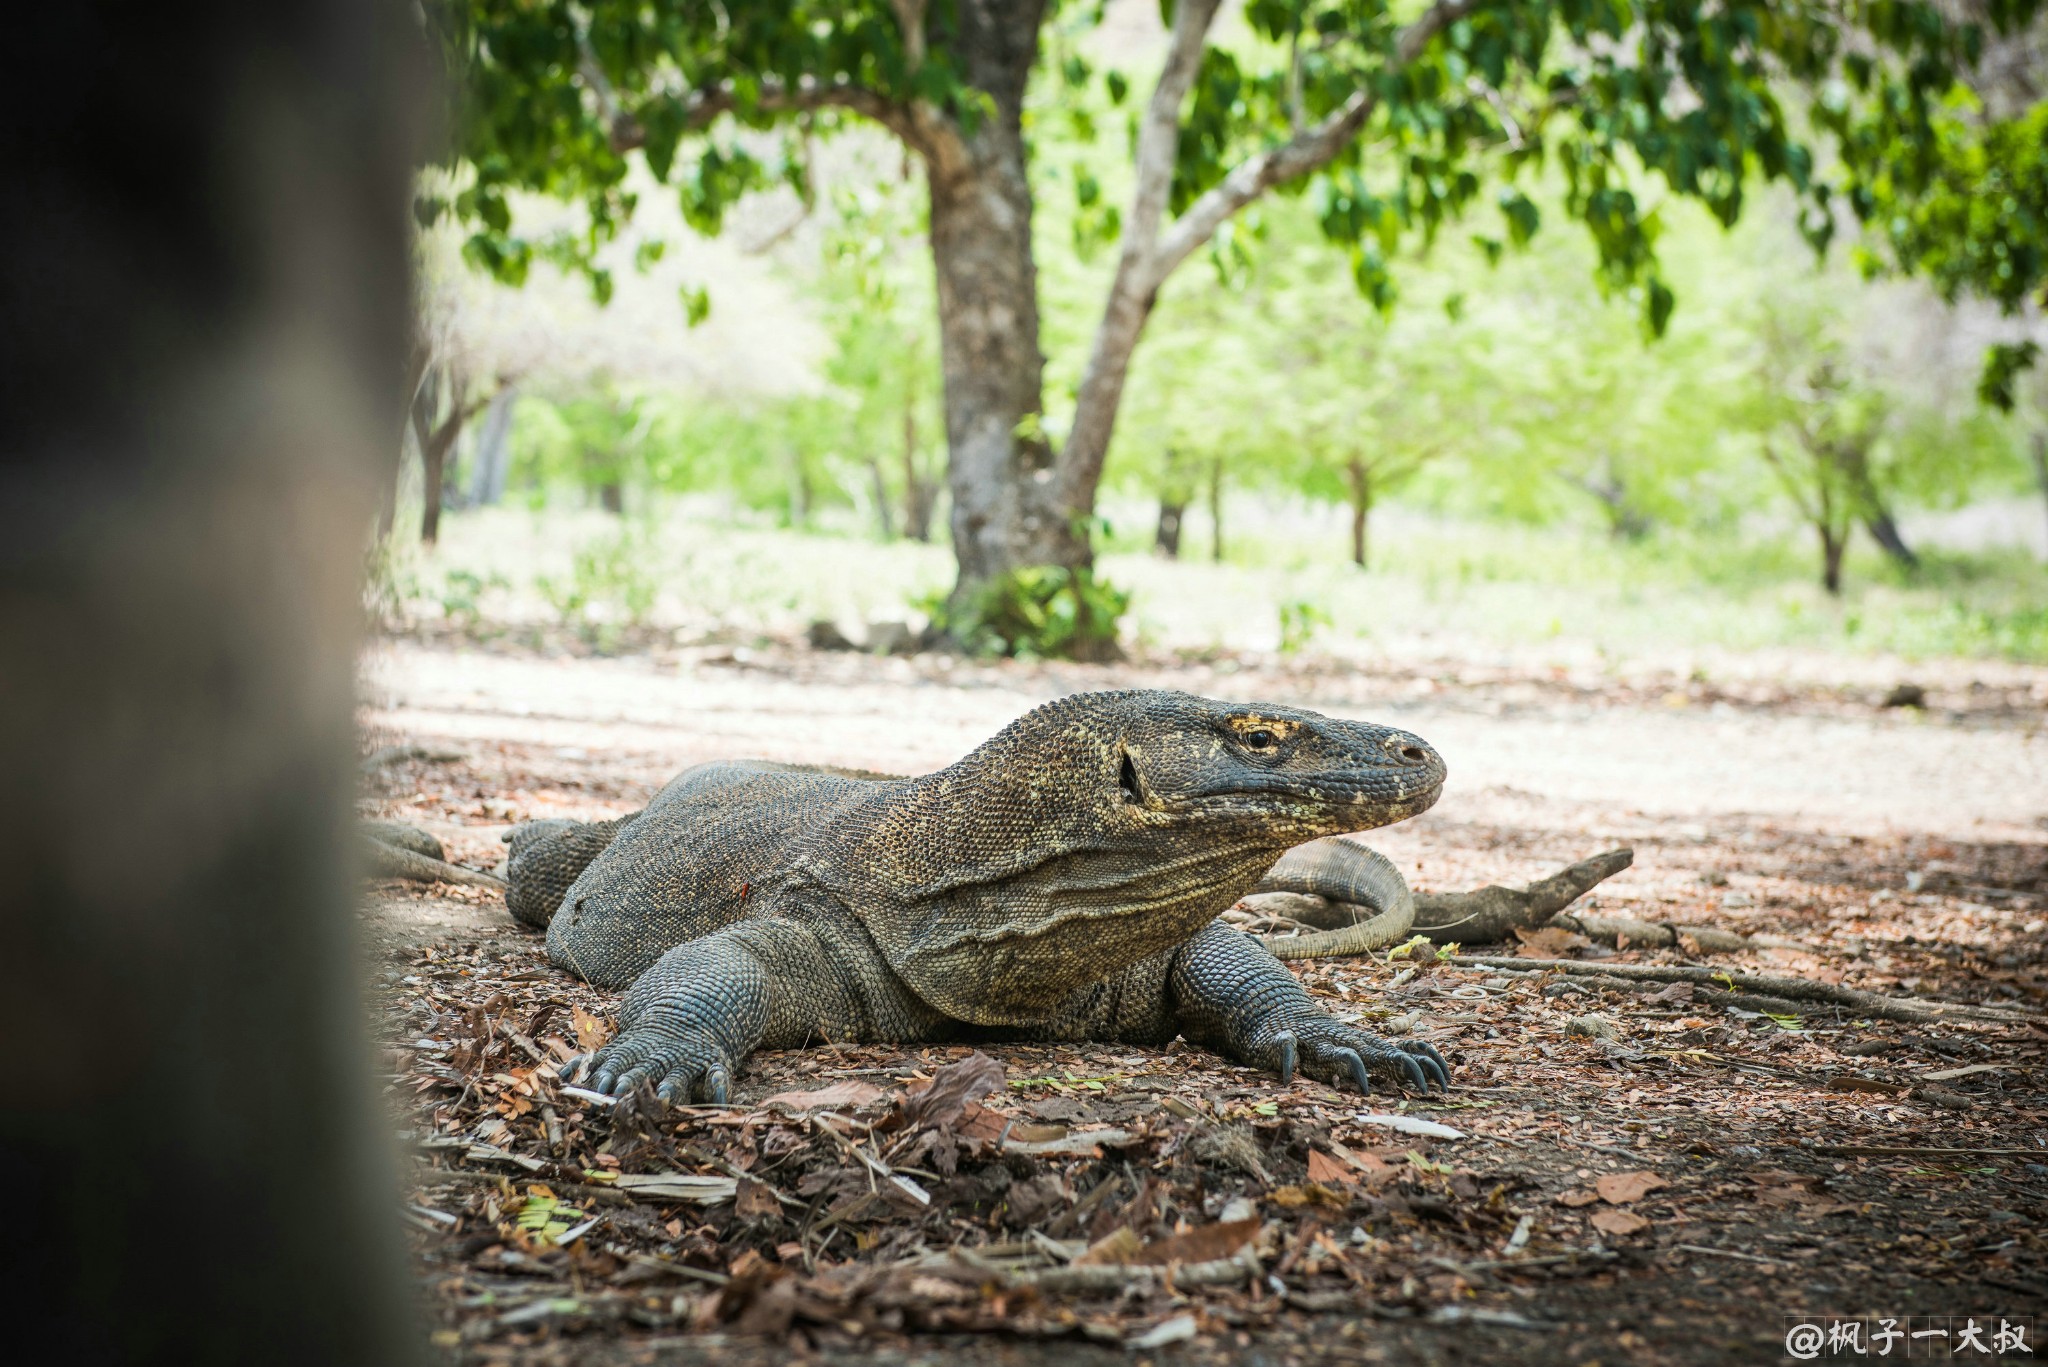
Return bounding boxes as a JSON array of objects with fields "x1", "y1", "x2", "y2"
[
  {"x1": 1670, "y1": 1243, "x2": 1778, "y2": 1265},
  {"x1": 1811, "y1": 1145, "x2": 2044, "y2": 1158},
  {"x1": 1447, "y1": 956, "x2": 2034, "y2": 1024}
]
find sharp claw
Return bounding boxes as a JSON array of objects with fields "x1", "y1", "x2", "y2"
[
  {"x1": 1340, "y1": 1048, "x2": 1371, "y2": 1096},
  {"x1": 1272, "y1": 1030, "x2": 1298, "y2": 1085},
  {"x1": 590, "y1": 1066, "x2": 619, "y2": 1094},
  {"x1": 556, "y1": 1054, "x2": 587, "y2": 1083},
  {"x1": 617, "y1": 1062, "x2": 662, "y2": 1096},
  {"x1": 1398, "y1": 1053, "x2": 1427, "y2": 1093},
  {"x1": 705, "y1": 1065, "x2": 730, "y2": 1105},
  {"x1": 1419, "y1": 1053, "x2": 1449, "y2": 1092},
  {"x1": 656, "y1": 1076, "x2": 689, "y2": 1104}
]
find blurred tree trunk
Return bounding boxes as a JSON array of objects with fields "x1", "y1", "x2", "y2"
[
  {"x1": 868, "y1": 458, "x2": 897, "y2": 539},
  {"x1": 409, "y1": 363, "x2": 476, "y2": 544},
  {"x1": 1820, "y1": 522, "x2": 1847, "y2": 594},
  {"x1": 1, "y1": 2, "x2": 424, "y2": 1364},
  {"x1": 1345, "y1": 455, "x2": 1373, "y2": 569},
  {"x1": 1155, "y1": 500, "x2": 1186, "y2": 557},
  {"x1": 1208, "y1": 455, "x2": 1226, "y2": 563},
  {"x1": 468, "y1": 384, "x2": 518, "y2": 506},
  {"x1": 901, "y1": 399, "x2": 935, "y2": 542},
  {"x1": 1564, "y1": 461, "x2": 1653, "y2": 540},
  {"x1": 1154, "y1": 447, "x2": 1189, "y2": 558},
  {"x1": 2027, "y1": 428, "x2": 2048, "y2": 563},
  {"x1": 1838, "y1": 446, "x2": 1918, "y2": 571}
]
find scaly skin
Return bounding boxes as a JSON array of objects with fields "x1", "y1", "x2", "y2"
[{"x1": 509, "y1": 690, "x2": 1453, "y2": 1103}]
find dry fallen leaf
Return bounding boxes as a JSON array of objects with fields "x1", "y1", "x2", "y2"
[
  {"x1": 1136, "y1": 1218, "x2": 1259, "y2": 1265},
  {"x1": 1589, "y1": 1207, "x2": 1650, "y2": 1236},
  {"x1": 734, "y1": 1178, "x2": 780, "y2": 1221},
  {"x1": 1072, "y1": 1226, "x2": 1144, "y2": 1267},
  {"x1": 1308, "y1": 1150, "x2": 1359, "y2": 1186},
  {"x1": 1595, "y1": 1171, "x2": 1668, "y2": 1205},
  {"x1": 900, "y1": 1051, "x2": 1006, "y2": 1129},
  {"x1": 1514, "y1": 925, "x2": 1595, "y2": 958},
  {"x1": 759, "y1": 1080, "x2": 886, "y2": 1112},
  {"x1": 570, "y1": 1005, "x2": 610, "y2": 1052},
  {"x1": 1557, "y1": 1189, "x2": 1601, "y2": 1208},
  {"x1": 1268, "y1": 1182, "x2": 1349, "y2": 1210}
]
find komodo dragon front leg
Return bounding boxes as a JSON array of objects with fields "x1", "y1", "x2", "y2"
[{"x1": 566, "y1": 914, "x2": 1448, "y2": 1103}]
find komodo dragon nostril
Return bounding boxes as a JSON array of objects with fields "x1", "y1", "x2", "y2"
[{"x1": 1400, "y1": 745, "x2": 1426, "y2": 764}]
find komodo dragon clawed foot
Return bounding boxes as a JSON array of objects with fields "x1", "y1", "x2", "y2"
[{"x1": 514, "y1": 691, "x2": 1460, "y2": 1102}]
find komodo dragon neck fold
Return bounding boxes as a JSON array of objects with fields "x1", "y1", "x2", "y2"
[{"x1": 510, "y1": 690, "x2": 1456, "y2": 1103}]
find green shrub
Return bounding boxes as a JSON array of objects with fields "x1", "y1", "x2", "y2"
[{"x1": 922, "y1": 565, "x2": 1130, "y2": 661}]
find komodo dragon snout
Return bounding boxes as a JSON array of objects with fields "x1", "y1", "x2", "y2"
[{"x1": 1114, "y1": 699, "x2": 1444, "y2": 833}]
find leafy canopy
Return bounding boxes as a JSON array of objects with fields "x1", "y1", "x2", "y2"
[{"x1": 424, "y1": 1, "x2": 2041, "y2": 345}]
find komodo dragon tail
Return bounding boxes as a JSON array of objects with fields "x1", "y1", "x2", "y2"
[
  {"x1": 503, "y1": 814, "x2": 641, "y2": 929},
  {"x1": 1252, "y1": 838, "x2": 1416, "y2": 959},
  {"x1": 1248, "y1": 840, "x2": 1634, "y2": 959}
]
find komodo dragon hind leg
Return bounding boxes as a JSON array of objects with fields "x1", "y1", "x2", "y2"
[
  {"x1": 503, "y1": 813, "x2": 642, "y2": 930},
  {"x1": 1248, "y1": 840, "x2": 1633, "y2": 956}
]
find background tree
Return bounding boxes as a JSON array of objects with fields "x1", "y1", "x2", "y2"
[{"x1": 425, "y1": 0, "x2": 2035, "y2": 652}]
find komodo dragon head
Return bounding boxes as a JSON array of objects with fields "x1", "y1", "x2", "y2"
[{"x1": 840, "y1": 690, "x2": 1445, "y2": 1025}]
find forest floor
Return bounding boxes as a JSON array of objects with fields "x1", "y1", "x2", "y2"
[{"x1": 356, "y1": 632, "x2": 2048, "y2": 1367}]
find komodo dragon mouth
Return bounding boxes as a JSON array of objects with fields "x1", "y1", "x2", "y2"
[{"x1": 483, "y1": 690, "x2": 1606, "y2": 1105}]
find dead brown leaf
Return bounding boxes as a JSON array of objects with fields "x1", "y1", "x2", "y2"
[
  {"x1": 1072, "y1": 1227, "x2": 1144, "y2": 1267},
  {"x1": 570, "y1": 1005, "x2": 610, "y2": 1052},
  {"x1": 1268, "y1": 1182, "x2": 1348, "y2": 1210},
  {"x1": 900, "y1": 1051, "x2": 1006, "y2": 1130},
  {"x1": 1589, "y1": 1207, "x2": 1650, "y2": 1236},
  {"x1": 1136, "y1": 1218, "x2": 1259, "y2": 1265},
  {"x1": 1556, "y1": 1189, "x2": 1601, "y2": 1208},
  {"x1": 1595, "y1": 1171, "x2": 1668, "y2": 1205},
  {"x1": 1307, "y1": 1150, "x2": 1358, "y2": 1186},
  {"x1": 735, "y1": 1178, "x2": 780, "y2": 1222},
  {"x1": 760, "y1": 1080, "x2": 886, "y2": 1112},
  {"x1": 1514, "y1": 926, "x2": 1595, "y2": 958}
]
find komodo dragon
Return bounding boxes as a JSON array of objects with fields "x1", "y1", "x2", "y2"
[{"x1": 500, "y1": 690, "x2": 1601, "y2": 1105}]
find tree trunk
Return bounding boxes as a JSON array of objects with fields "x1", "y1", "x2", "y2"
[
  {"x1": 2, "y1": 1, "x2": 422, "y2": 1362},
  {"x1": 1841, "y1": 447, "x2": 1917, "y2": 570},
  {"x1": 1345, "y1": 455, "x2": 1372, "y2": 568},
  {"x1": 1820, "y1": 522, "x2": 1846, "y2": 595},
  {"x1": 868, "y1": 458, "x2": 896, "y2": 539},
  {"x1": 926, "y1": 0, "x2": 1075, "y2": 593},
  {"x1": 409, "y1": 368, "x2": 468, "y2": 545},
  {"x1": 1861, "y1": 507, "x2": 1918, "y2": 570},
  {"x1": 2028, "y1": 428, "x2": 2048, "y2": 564},
  {"x1": 468, "y1": 384, "x2": 517, "y2": 506},
  {"x1": 1209, "y1": 455, "x2": 1226, "y2": 563},
  {"x1": 1154, "y1": 445, "x2": 1189, "y2": 558},
  {"x1": 901, "y1": 395, "x2": 933, "y2": 541},
  {"x1": 1155, "y1": 499, "x2": 1186, "y2": 558}
]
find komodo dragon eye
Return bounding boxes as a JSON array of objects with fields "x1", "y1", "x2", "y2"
[{"x1": 1242, "y1": 729, "x2": 1278, "y2": 748}]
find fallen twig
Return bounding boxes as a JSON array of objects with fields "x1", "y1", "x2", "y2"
[
  {"x1": 1671, "y1": 1243, "x2": 1778, "y2": 1265},
  {"x1": 1809, "y1": 1145, "x2": 2045, "y2": 1158},
  {"x1": 1446, "y1": 957, "x2": 2035, "y2": 1023}
]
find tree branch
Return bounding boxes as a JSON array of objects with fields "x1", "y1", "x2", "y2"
[
  {"x1": 1054, "y1": 0, "x2": 1478, "y2": 511},
  {"x1": 1149, "y1": 0, "x2": 1480, "y2": 290},
  {"x1": 1054, "y1": 0, "x2": 1223, "y2": 508},
  {"x1": 606, "y1": 77, "x2": 938, "y2": 161}
]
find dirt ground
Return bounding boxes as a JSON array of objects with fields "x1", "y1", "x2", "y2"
[{"x1": 357, "y1": 636, "x2": 2048, "y2": 1366}]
